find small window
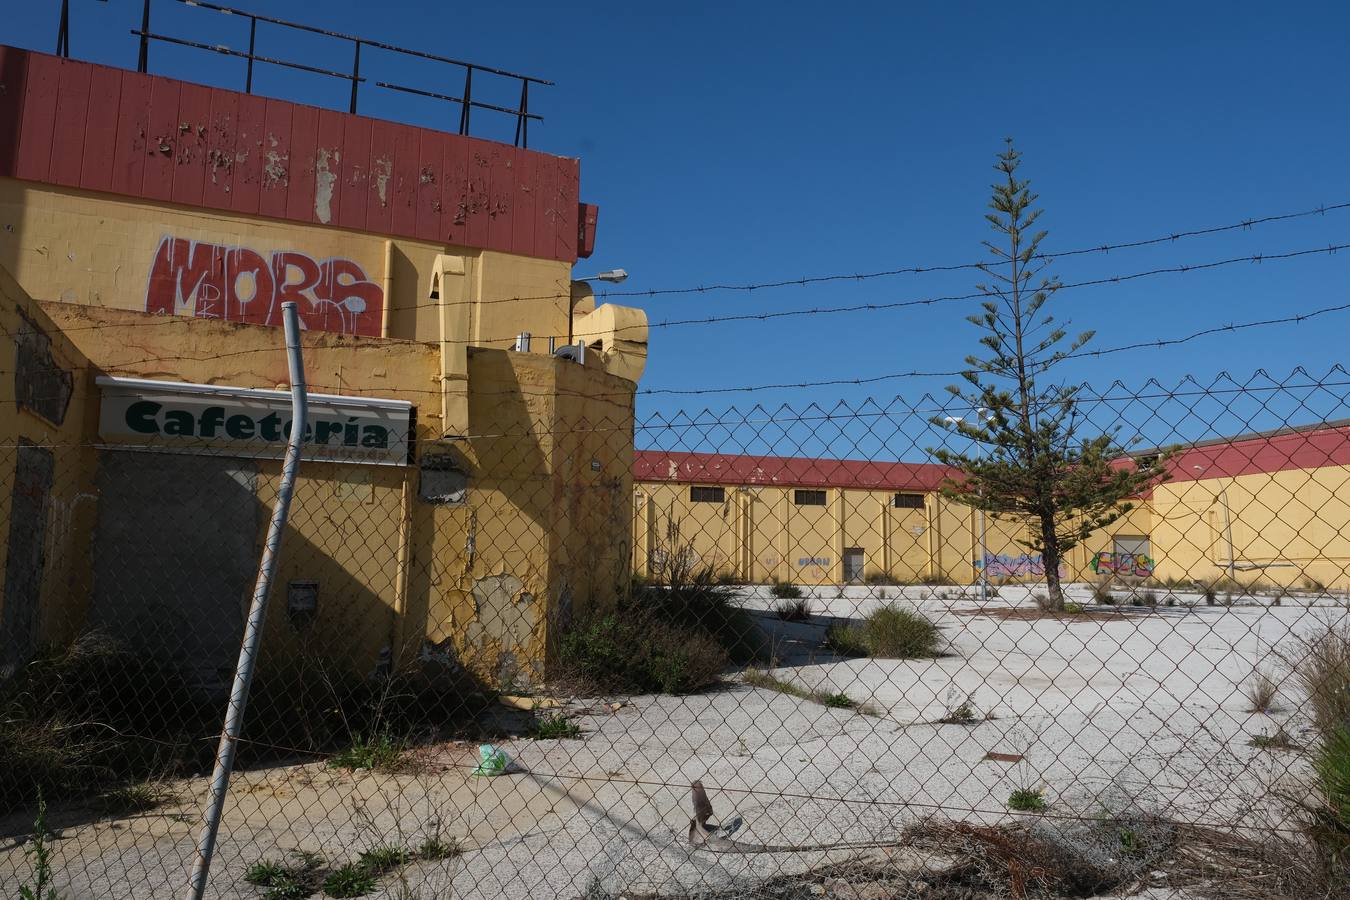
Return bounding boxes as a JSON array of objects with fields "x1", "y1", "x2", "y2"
[
  {"x1": 690, "y1": 485, "x2": 725, "y2": 503},
  {"x1": 893, "y1": 493, "x2": 925, "y2": 509},
  {"x1": 794, "y1": 489, "x2": 827, "y2": 506}
]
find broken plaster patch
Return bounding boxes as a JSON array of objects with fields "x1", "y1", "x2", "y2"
[
  {"x1": 314, "y1": 148, "x2": 339, "y2": 223},
  {"x1": 468, "y1": 574, "x2": 537, "y2": 653},
  {"x1": 374, "y1": 157, "x2": 392, "y2": 207}
]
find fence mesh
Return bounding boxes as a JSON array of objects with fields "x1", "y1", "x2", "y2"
[{"x1": 4, "y1": 367, "x2": 1350, "y2": 899}]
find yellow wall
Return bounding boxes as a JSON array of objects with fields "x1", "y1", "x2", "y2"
[
  {"x1": 633, "y1": 480, "x2": 1155, "y2": 586},
  {"x1": 2, "y1": 301, "x2": 635, "y2": 687},
  {"x1": 0, "y1": 272, "x2": 99, "y2": 666},
  {"x1": 1150, "y1": 466, "x2": 1350, "y2": 589},
  {"x1": 0, "y1": 178, "x2": 583, "y2": 349}
]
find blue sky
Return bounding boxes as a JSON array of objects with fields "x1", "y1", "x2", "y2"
[{"x1": 8, "y1": 2, "x2": 1350, "y2": 453}]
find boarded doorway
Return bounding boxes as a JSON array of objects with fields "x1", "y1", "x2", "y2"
[
  {"x1": 843, "y1": 547, "x2": 865, "y2": 583},
  {"x1": 90, "y1": 452, "x2": 260, "y2": 700},
  {"x1": 1, "y1": 442, "x2": 55, "y2": 677}
]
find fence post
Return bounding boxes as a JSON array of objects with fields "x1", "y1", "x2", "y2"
[{"x1": 185, "y1": 302, "x2": 308, "y2": 900}]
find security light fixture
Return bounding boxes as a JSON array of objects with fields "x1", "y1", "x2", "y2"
[{"x1": 574, "y1": 268, "x2": 628, "y2": 283}]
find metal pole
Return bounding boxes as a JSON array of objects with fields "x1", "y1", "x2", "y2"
[
  {"x1": 186, "y1": 302, "x2": 307, "y2": 900},
  {"x1": 56, "y1": 0, "x2": 70, "y2": 57},
  {"x1": 245, "y1": 17, "x2": 257, "y2": 93},
  {"x1": 349, "y1": 41, "x2": 361, "y2": 114},
  {"x1": 1222, "y1": 486, "x2": 1236, "y2": 580},
  {"x1": 458, "y1": 67, "x2": 473, "y2": 135},
  {"x1": 137, "y1": 0, "x2": 151, "y2": 72},
  {"x1": 978, "y1": 503, "x2": 988, "y2": 603}
]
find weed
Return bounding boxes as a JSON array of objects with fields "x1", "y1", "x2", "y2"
[
  {"x1": 1141, "y1": 590, "x2": 1159, "y2": 607},
  {"x1": 357, "y1": 845, "x2": 410, "y2": 876},
  {"x1": 1250, "y1": 729, "x2": 1300, "y2": 750},
  {"x1": 528, "y1": 714, "x2": 582, "y2": 740},
  {"x1": 245, "y1": 860, "x2": 289, "y2": 886},
  {"x1": 1063, "y1": 601, "x2": 1086, "y2": 614},
  {"x1": 743, "y1": 668, "x2": 810, "y2": 700},
  {"x1": 1244, "y1": 669, "x2": 1280, "y2": 714},
  {"x1": 825, "y1": 604, "x2": 941, "y2": 659},
  {"x1": 18, "y1": 792, "x2": 62, "y2": 900},
  {"x1": 819, "y1": 692, "x2": 856, "y2": 710},
  {"x1": 1305, "y1": 577, "x2": 1329, "y2": 594},
  {"x1": 0, "y1": 633, "x2": 203, "y2": 814},
  {"x1": 323, "y1": 863, "x2": 378, "y2": 898},
  {"x1": 1314, "y1": 725, "x2": 1350, "y2": 836},
  {"x1": 864, "y1": 571, "x2": 902, "y2": 586},
  {"x1": 1092, "y1": 579, "x2": 1116, "y2": 605},
  {"x1": 864, "y1": 604, "x2": 942, "y2": 658},
  {"x1": 242, "y1": 852, "x2": 322, "y2": 900},
  {"x1": 1287, "y1": 621, "x2": 1350, "y2": 740},
  {"x1": 559, "y1": 605, "x2": 729, "y2": 695},
  {"x1": 327, "y1": 733, "x2": 405, "y2": 772},
  {"x1": 94, "y1": 782, "x2": 170, "y2": 817},
  {"x1": 1007, "y1": 787, "x2": 1047, "y2": 812},
  {"x1": 940, "y1": 693, "x2": 978, "y2": 724},
  {"x1": 773, "y1": 597, "x2": 814, "y2": 622},
  {"x1": 744, "y1": 669, "x2": 864, "y2": 712},
  {"x1": 770, "y1": 581, "x2": 804, "y2": 600},
  {"x1": 824, "y1": 622, "x2": 870, "y2": 658},
  {"x1": 416, "y1": 836, "x2": 459, "y2": 861}
]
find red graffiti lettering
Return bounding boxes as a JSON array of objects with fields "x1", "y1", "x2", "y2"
[{"x1": 146, "y1": 236, "x2": 383, "y2": 336}]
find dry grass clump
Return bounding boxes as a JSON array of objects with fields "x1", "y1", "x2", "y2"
[
  {"x1": 773, "y1": 597, "x2": 814, "y2": 622},
  {"x1": 1288, "y1": 621, "x2": 1350, "y2": 738},
  {"x1": 1245, "y1": 669, "x2": 1281, "y2": 714}
]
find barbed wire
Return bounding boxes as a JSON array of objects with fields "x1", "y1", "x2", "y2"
[
  {"x1": 4, "y1": 366, "x2": 1348, "y2": 449},
  {"x1": 28, "y1": 240, "x2": 1350, "y2": 349}
]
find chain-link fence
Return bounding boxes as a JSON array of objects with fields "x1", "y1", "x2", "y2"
[{"x1": 4, "y1": 367, "x2": 1350, "y2": 899}]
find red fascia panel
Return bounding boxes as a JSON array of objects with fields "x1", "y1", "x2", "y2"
[
  {"x1": 0, "y1": 46, "x2": 589, "y2": 262},
  {"x1": 634, "y1": 450, "x2": 954, "y2": 493},
  {"x1": 1160, "y1": 423, "x2": 1350, "y2": 484},
  {"x1": 577, "y1": 202, "x2": 598, "y2": 258}
]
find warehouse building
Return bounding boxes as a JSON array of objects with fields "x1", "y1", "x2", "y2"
[
  {"x1": 633, "y1": 421, "x2": 1350, "y2": 590},
  {"x1": 0, "y1": 40, "x2": 646, "y2": 691}
]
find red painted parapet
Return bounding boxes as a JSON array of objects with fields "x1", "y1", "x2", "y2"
[
  {"x1": 578, "y1": 203, "x2": 599, "y2": 259},
  {"x1": 0, "y1": 45, "x2": 596, "y2": 263}
]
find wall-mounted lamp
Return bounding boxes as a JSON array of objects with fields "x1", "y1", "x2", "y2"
[{"x1": 573, "y1": 268, "x2": 628, "y2": 284}]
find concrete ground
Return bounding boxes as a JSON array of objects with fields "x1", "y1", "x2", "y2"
[{"x1": 4, "y1": 582, "x2": 1344, "y2": 899}]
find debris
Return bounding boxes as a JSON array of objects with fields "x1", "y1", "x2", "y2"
[{"x1": 470, "y1": 744, "x2": 509, "y2": 777}]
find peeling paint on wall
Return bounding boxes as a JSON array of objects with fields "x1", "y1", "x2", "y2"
[{"x1": 314, "y1": 148, "x2": 339, "y2": 224}]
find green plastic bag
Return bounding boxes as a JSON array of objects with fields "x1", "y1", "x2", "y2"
[{"x1": 472, "y1": 743, "x2": 509, "y2": 776}]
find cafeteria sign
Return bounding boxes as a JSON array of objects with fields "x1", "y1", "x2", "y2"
[{"x1": 97, "y1": 376, "x2": 413, "y2": 466}]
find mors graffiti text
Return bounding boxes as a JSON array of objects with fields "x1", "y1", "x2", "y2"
[{"x1": 146, "y1": 236, "x2": 384, "y2": 336}]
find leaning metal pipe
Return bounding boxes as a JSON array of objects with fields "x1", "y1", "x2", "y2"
[{"x1": 186, "y1": 301, "x2": 308, "y2": 900}]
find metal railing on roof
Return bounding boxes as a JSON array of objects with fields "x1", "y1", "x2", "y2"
[{"x1": 53, "y1": 0, "x2": 551, "y2": 148}]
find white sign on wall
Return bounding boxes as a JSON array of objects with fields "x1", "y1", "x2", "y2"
[{"x1": 97, "y1": 376, "x2": 413, "y2": 466}]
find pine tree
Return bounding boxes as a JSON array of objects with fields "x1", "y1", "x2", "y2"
[{"x1": 932, "y1": 140, "x2": 1168, "y2": 610}]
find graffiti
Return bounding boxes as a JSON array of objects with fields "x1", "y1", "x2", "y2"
[
  {"x1": 1092, "y1": 552, "x2": 1155, "y2": 578},
  {"x1": 797, "y1": 557, "x2": 831, "y2": 568},
  {"x1": 975, "y1": 552, "x2": 1065, "y2": 578},
  {"x1": 146, "y1": 236, "x2": 384, "y2": 336}
]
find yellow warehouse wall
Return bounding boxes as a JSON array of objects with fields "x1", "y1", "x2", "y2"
[{"x1": 634, "y1": 481, "x2": 1157, "y2": 587}]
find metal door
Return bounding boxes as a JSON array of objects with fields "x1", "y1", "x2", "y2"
[
  {"x1": 843, "y1": 547, "x2": 865, "y2": 582},
  {"x1": 90, "y1": 452, "x2": 259, "y2": 700},
  {"x1": 1, "y1": 443, "x2": 54, "y2": 678}
]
